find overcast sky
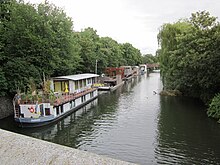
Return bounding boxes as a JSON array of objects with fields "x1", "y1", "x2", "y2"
[{"x1": 27, "y1": 0, "x2": 220, "y2": 55}]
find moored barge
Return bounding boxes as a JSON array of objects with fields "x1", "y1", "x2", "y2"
[
  {"x1": 95, "y1": 67, "x2": 125, "y2": 91},
  {"x1": 13, "y1": 73, "x2": 99, "y2": 128}
]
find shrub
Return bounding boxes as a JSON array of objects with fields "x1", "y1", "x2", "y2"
[{"x1": 207, "y1": 93, "x2": 220, "y2": 123}]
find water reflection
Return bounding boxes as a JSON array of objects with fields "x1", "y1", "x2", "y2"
[
  {"x1": 17, "y1": 82, "x2": 128, "y2": 146},
  {"x1": 12, "y1": 99, "x2": 98, "y2": 144},
  {"x1": 0, "y1": 74, "x2": 161, "y2": 164},
  {"x1": 155, "y1": 96, "x2": 220, "y2": 164},
  {"x1": 1, "y1": 73, "x2": 220, "y2": 165}
]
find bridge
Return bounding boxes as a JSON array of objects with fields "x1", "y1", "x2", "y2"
[{"x1": 146, "y1": 63, "x2": 160, "y2": 70}]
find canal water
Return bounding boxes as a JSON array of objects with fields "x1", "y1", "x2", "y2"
[{"x1": 1, "y1": 73, "x2": 220, "y2": 164}]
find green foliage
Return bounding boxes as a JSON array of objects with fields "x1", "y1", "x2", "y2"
[
  {"x1": 121, "y1": 43, "x2": 142, "y2": 66},
  {"x1": 207, "y1": 94, "x2": 220, "y2": 122},
  {"x1": 142, "y1": 54, "x2": 158, "y2": 64},
  {"x1": 0, "y1": 68, "x2": 7, "y2": 96},
  {"x1": 97, "y1": 37, "x2": 123, "y2": 72},
  {"x1": 0, "y1": 0, "x2": 143, "y2": 96},
  {"x1": 0, "y1": 0, "x2": 81, "y2": 95},
  {"x1": 191, "y1": 11, "x2": 217, "y2": 30},
  {"x1": 76, "y1": 28, "x2": 99, "y2": 73},
  {"x1": 158, "y1": 11, "x2": 220, "y2": 104},
  {"x1": 76, "y1": 28, "x2": 143, "y2": 74}
]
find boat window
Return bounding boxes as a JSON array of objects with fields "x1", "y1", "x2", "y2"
[
  {"x1": 56, "y1": 107, "x2": 59, "y2": 115},
  {"x1": 40, "y1": 104, "x2": 44, "y2": 116},
  {"x1": 70, "y1": 100, "x2": 75, "y2": 108},
  {"x1": 75, "y1": 81, "x2": 79, "y2": 90},
  {"x1": 70, "y1": 101, "x2": 73, "y2": 109},
  {"x1": 61, "y1": 105, "x2": 64, "y2": 113},
  {"x1": 79, "y1": 80, "x2": 83, "y2": 88},
  {"x1": 90, "y1": 92, "x2": 94, "y2": 97},
  {"x1": 88, "y1": 78, "x2": 91, "y2": 84},
  {"x1": 61, "y1": 82, "x2": 65, "y2": 92},
  {"x1": 81, "y1": 96, "x2": 84, "y2": 103},
  {"x1": 92, "y1": 78, "x2": 95, "y2": 84},
  {"x1": 45, "y1": 108, "x2": 50, "y2": 116},
  {"x1": 83, "y1": 79, "x2": 86, "y2": 86},
  {"x1": 54, "y1": 81, "x2": 62, "y2": 92}
]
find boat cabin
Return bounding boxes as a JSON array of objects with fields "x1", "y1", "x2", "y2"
[
  {"x1": 13, "y1": 73, "x2": 99, "y2": 127},
  {"x1": 139, "y1": 64, "x2": 147, "y2": 74},
  {"x1": 120, "y1": 66, "x2": 132, "y2": 78},
  {"x1": 132, "y1": 66, "x2": 140, "y2": 76},
  {"x1": 51, "y1": 73, "x2": 99, "y2": 94}
]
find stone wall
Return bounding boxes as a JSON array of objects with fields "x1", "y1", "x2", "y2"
[
  {"x1": 0, "y1": 129, "x2": 135, "y2": 165},
  {"x1": 0, "y1": 96, "x2": 14, "y2": 119}
]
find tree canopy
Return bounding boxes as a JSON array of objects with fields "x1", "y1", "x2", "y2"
[
  {"x1": 142, "y1": 54, "x2": 158, "y2": 64},
  {"x1": 158, "y1": 11, "x2": 220, "y2": 121},
  {"x1": 158, "y1": 11, "x2": 220, "y2": 103},
  {"x1": 0, "y1": 0, "x2": 143, "y2": 96}
]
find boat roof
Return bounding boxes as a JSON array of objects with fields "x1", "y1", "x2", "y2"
[
  {"x1": 132, "y1": 66, "x2": 139, "y2": 68},
  {"x1": 120, "y1": 66, "x2": 132, "y2": 68},
  {"x1": 53, "y1": 73, "x2": 99, "y2": 81}
]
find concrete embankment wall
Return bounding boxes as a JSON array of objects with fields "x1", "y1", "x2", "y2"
[
  {"x1": 0, "y1": 129, "x2": 136, "y2": 165},
  {"x1": 0, "y1": 96, "x2": 13, "y2": 119}
]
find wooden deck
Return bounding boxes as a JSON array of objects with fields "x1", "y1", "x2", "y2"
[{"x1": 53, "y1": 88, "x2": 97, "y2": 106}]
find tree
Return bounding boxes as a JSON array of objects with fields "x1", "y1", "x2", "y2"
[
  {"x1": 120, "y1": 43, "x2": 142, "y2": 66},
  {"x1": 158, "y1": 11, "x2": 220, "y2": 103},
  {"x1": 0, "y1": 0, "x2": 143, "y2": 97},
  {"x1": 0, "y1": 0, "x2": 81, "y2": 95},
  {"x1": 207, "y1": 93, "x2": 220, "y2": 123},
  {"x1": 100, "y1": 37, "x2": 123, "y2": 67},
  {"x1": 36, "y1": 2, "x2": 81, "y2": 76},
  {"x1": 142, "y1": 54, "x2": 158, "y2": 64},
  {"x1": 76, "y1": 27, "x2": 99, "y2": 73},
  {"x1": 96, "y1": 37, "x2": 123, "y2": 73},
  {"x1": 0, "y1": 68, "x2": 7, "y2": 96},
  {"x1": 158, "y1": 21, "x2": 192, "y2": 88}
]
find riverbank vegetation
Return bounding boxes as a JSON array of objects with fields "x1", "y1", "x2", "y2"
[
  {"x1": 207, "y1": 94, "x2": 220, "y2": 123},
  {"x1": 0, "y1": 0, "x2": 144, "y2": 97},
  {"x1": 158, "y1": 11, "x2": 220, "y2": 121}
]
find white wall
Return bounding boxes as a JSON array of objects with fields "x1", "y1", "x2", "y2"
[
  {"x1": 20, "y1": 104, "x2": 40, "y2": 118},
  {"x1": 86, "y1": 93, "x2": 90, "y2": 100},
  {"x1": 63, "y1": 103, "x2": 70, "y2": 113},
  {"x1": 75, "y1": 98, "x2": 81, "y2": 107}
]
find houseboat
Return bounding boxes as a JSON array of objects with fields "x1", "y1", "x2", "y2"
[
  {"x1": 146, "y1": 63, "x2": 160, "y2": 72},
  {"x1": 96, "y1": 67, "x2": 125, "y2": 91},
  {"x1": 120, "y1": 66, "x2": 133, "y2": 81},
  {"x1": 139, "y1": 64, "x2": 147, "y2": 75},
  {"x1": 13, "y1": 73, "x2": 99, "y2": 128},
  {"x1": 131, "y1": 66, "x2": 140, "y2": 76}
]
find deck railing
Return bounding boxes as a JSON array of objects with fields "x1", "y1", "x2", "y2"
[{"x1": 14, "y1": 88, "x2": 97, "y2": 107}]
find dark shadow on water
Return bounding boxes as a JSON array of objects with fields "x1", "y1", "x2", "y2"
[
  {"x1": 0, "y1": 78, "x2": 140, "y2": 148},
  {"x1": 1, "y1": 74, "x2": 219, "y2": 165},
  {"x1": 155, "y1": 96, "x2": 220, "y2": 164}
]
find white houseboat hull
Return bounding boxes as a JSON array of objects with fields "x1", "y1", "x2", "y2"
[{"x1": 15, "y1": 89, "x2": 98, "y2": 128}]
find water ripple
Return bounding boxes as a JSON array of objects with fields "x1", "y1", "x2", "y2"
[{"x1": 1, "y1": 73, "x2": 220, "y2": 164}]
